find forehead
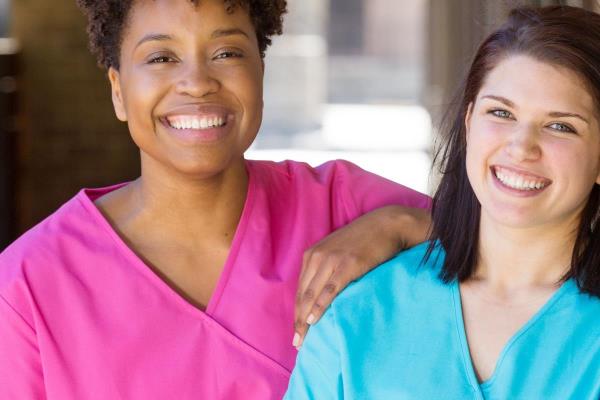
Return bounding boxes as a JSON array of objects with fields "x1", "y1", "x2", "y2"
[
  {"x1": 123, "y1": 0, "x2": 255, "y2": 43},
  {"x1": 478, "y1": 55, "x2": 596, "y2": 116}
]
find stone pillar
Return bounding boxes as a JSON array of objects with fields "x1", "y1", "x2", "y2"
[{"x1": 425, "y1": 0, "x2": 597, "y2": 119}]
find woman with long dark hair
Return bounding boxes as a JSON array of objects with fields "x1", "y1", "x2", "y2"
[{"x1": 286, "y1": 5, "x2": 600, "y2": 398}]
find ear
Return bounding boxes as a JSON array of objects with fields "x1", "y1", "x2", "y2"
[
  {"x1": 464, "y1": 102, "x2": 474, "y2": 142},
  {"x1": 596, "y1": 142, "x2": 600, "y2": 185},
  {"x1": 108, "y1": 67, "x2": 127, "y2": 122}
]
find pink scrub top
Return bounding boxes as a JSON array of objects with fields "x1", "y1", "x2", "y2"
[{"x1": 0, "y1": 159, "x2": 430, "y2": 399}]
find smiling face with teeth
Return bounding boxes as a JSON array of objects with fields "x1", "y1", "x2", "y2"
[
  {"x1": 107, "y1": 0, "x2": 264, "y2": 178},
  {"x1": 465, "y1": 55, "x2": 600, "y2": 230}
]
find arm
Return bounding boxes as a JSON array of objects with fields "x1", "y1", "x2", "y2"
[
  {"x1": 0, "y1": 295, "x2": 46, "y2": 399},
  {"x1": 285, "y1": 307, "x2": 343, "y2": 399},
  {"x1": 293, "y1": 205, "x2": 430, "y2": 346}
]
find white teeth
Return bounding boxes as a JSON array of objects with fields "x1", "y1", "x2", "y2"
[
  {"x1": 494, "y1": 167, "x2": 547, "y2": 191},
  {"x1": 167, "y1": 116, "x2": 226, "y2": 130},
  {"x1": 516, "y1": 176, "x2": 524, "y2": 188}
]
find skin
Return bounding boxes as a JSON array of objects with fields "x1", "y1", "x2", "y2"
[
  {"x1": 95, "y1": 0, "x2": 431, "y2": 322},
  {"x1": 99, "y1": 0, "x2": 265, "y2": 309},
  {"x1": 462, "y1": 55, "x2": 600, "y2": 381},
  {"x1": 293, "y1": 206, "x2": 430, "y2": 347}
]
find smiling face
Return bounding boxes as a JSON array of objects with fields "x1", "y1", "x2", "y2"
[
  {"x1": 108, "y1": 0, "x2": 264, "y2": 178},
  {"x1": 465, "y1": 55, "x2": 600, "y2": 231}
]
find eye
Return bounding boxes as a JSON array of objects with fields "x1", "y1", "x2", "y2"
[
  {"x1": 547, "y1": 122, "x2": 576, "y2": 134},
  {"x1": 488, "y1": 109, "x2": 513, "y2": 119},
  {"x1": 213, "y1": 50, "x2": 243, "y2": 60},
  {"x1": 147, "y1": 55, "x2": 176, "y2": 64}
]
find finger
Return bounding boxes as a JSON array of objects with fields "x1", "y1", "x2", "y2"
[
  {"x1": 294, "y1": 249, "x2": 324, "y2": 322},
  {"x1": 294, "y1": 261, "x2": 336, "y2": 344},
  {"x1": 305, "y1": 268, "x2": 352, "y2": 327},
  {"x1": 298, "y1": 258, "x2": 336, "y2": 320},
  {"x1": 297, "y1": 249, "x2": 319, "y2": 295},
  {"x1": 294, "y1": 250, "x2": 318, "y2": 319},
  {"x1": 296, "y1": 264, "x2": 342, "y2": 338}
]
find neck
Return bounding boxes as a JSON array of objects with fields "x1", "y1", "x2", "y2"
[
  {"x1": 474, "y1": 211, "x2": 578, "y2": 291},
  {"x1": 124, "y1": 153, "x2": 249, "y2": 243}
]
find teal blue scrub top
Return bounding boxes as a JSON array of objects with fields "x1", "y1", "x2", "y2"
[{"x1": 284, "y1": 242, "x2": 600, "y2": 399}]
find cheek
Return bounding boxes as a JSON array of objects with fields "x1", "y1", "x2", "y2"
[
  {"x1": 466, "y1": 120, "x2": 501, "y2": 169},
  {"x1": 124, "y1": 73, "x2": 166, "y2": 115},
  {"x1": 229, "y1": 68, "x2": 264, "y2": 121},
  {"x1": 544, "y1": 140, "x2": 599, "y2": 195}
]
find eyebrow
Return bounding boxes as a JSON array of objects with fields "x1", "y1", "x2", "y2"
[
  {"x1": 134, "y1": 28, "x2": 250, "y2": 50},
  {"x1": 548, "y1": 111, "x2": 589, "y2": 124},
  {"x1": 135, "y1": 33, "x2": 173, "y2": 50},
  {"x1": 481, "y1": 95, "x2": 515, "y2": 108},
  {"x1": 210, "y1": 28, "x2": 250, "y2": 40},
  {"x1": 481, "y1": 94, "x2": 589, "y2": 124}
]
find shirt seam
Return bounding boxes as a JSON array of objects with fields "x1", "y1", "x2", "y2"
[
  {"x1": 334, "y1": 163, "x2": 361, "y2": 224},
  {"x1": 330, "y1": 304, "x2": 345, "y2": 399},
  {"x1": 451, "y1": 285, "x2": 483, "y2": 398},
  {"x1": 0, "y1": 292, "x2": 36, "y2": 333},
  {"x1": 479, "y1": 280, "x2": 572, "y2": 389}
]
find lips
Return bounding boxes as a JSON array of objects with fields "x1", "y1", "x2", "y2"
[
  {"x1": 491, "y1": 165, "x2": 552, "y2": 192},
  {"x1": 158, "y1": 104, "x2": 235, "y2": 143},
  {"x1": 165, "y1": 115, "x2": 226, "y2": 130}
]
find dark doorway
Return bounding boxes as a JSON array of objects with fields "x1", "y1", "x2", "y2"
[{"x1": 0, "y1": 39, "x2": 18, "y2": 250}]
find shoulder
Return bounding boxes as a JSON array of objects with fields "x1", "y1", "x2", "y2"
[
  {"x1": 566, "y1": 283, "x2": 600, "y2": 332},
  {"x1": 0, "y1": 191, "x2": 92, "y2": 297},
  {"x1": 246, "y1": 158, "x2": 363, "y2": 183},
  {"x1": 331, "y1": 241, "x2": 446, "y2": 314}
]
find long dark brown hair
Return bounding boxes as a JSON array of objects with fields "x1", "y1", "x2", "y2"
[{"x1": 426, "y1": 5, "x2": 600, "y2": 297}]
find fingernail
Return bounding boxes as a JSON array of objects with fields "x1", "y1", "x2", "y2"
[
  {"x1": 306, "y1": 313, "x2": 316, "y2": 325},
  {"x1": 292, "y1": 332, "x2": 301, "y2": 347}
]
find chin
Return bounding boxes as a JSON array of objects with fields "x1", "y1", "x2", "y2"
[
  {"x1": 482, "y1": 202, "x2": 544, "y2": 228},
  {"x1": 171, "y1": 156, "x2": 243, "y2": 179}
]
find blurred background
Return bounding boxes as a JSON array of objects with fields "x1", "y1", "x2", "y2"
[{"x1": 0, "y1": 0, "x2": 598, "y2": 249}]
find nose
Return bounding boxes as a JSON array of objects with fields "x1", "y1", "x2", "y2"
[
  {"x1": 504, "y1": 122, "x2": 542, "y2": 162},
  {"x1": 175, "y1": 62, "x2": 220, "y2": 98}
]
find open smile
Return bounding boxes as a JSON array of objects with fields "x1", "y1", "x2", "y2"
[
  {"x1": 491, "y1": 165, "x2": 552, "y2": 194},
  {"x1": 165, "y1": 115, "x2": 228, "y2": 130},
  {"x1": 158, "y1": 105, "x2": 235, "y2": 143}
]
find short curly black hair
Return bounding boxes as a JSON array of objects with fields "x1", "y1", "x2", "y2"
[{"x1": 76, "y1": 0, "x2": 287, "y2": 70}]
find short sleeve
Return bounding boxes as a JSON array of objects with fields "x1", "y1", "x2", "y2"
[
  {"x1": 0, "y1": 294, "x2": 46, "y2": 399},
  {"x1": 284, "y1": 307, "x2": 344, "y2": 399},
  {"x1": 329, "y1": 160, "x2": 431, "y2": 220}
]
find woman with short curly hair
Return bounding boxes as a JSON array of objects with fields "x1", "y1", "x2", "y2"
[{"x1": 0, "y1": 1, "x2": 430, "y2": 398}]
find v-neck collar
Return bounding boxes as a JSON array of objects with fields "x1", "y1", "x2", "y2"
[
  {"x1": 76, "y1": 160, "x2": 258, "y2": 320},
  {"x1": 451, "y1": 278, "x2": 574, "y2": 397}
]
